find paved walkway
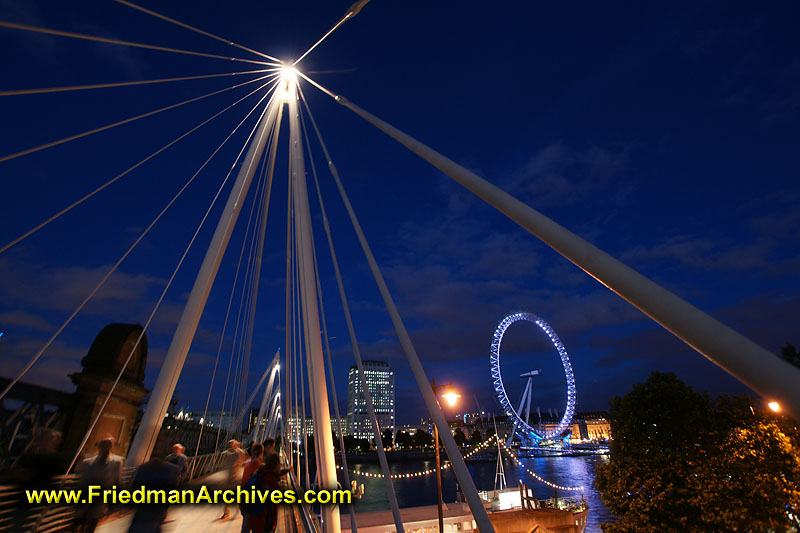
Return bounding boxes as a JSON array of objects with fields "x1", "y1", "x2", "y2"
[{"x1": 96, "y1": 472, "x2": 297, "y2": 533}]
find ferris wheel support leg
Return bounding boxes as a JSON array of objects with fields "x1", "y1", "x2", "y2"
[{"x1": 335, "y1": 95, "x2": 800, "y2": 422}]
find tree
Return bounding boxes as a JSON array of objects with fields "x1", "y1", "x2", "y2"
[
  {"x1": 453, "y1": 428, "x2": 469, "y2": 447},
  {"x1": 413, "y1": 429, "x2": 434, "y2": 448},
  {"x1": 381, "y1": 429, "x2": 394, "y2": 449},
  {"x1": 395, "y1": 430, "x2": 414, "y2": 449},
  {"x1": 470, "y1": 429, "x2": 484, "y2": 447},
  {"x1": 595, "y1": 372, "x2": 800, "y2": 532},
  {"x1": 781, "y1": 342, "x2": 800, "y2": 368}
]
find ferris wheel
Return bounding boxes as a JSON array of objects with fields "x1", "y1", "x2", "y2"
[{"x1": 489, "y1": 312, "x2": 576, "y2": 444}]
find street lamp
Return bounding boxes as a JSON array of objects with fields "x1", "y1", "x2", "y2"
[{"x1": 432, "y1": 379, "x2": 459, "y2": 533}]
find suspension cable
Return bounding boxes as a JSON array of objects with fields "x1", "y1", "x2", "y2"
[
  {"x1": 293, "y1": 0, "x2": 370, "y2": 66},
  {"x1": 111, "y1": 0, "x2": 280, "y2": 62},
  {"x1": 307, "y1": 185, "x2": 357, "y2": 532},
  {"x1": 200, "y1": 135, "x2": 272, "y2": 464},
  {"x1": 300, "y1": 99, "x2": 401, "y2": 532},
  {"x1": 298, "y1": 85, "x2": 496, "y2": 533},
  {"x1": 0, "y1": 82, "x2": 278, "y2": 403},
  {"x1": 0, "y1": 72, "x2": 278, "y2": 164},
  {"x1": 237, "y1": 104, "x2": 283, "y2": 423},
  {"x1": 212, "y1": 150, "x2": 268, "y2": 454},
  {"x1": 0, "y1": 20, "x2": 277, "y2": 66},
  {"x1": 220, "y1": 132, "x2": 272, "y2": 447},
  {"x1": 0, "y1": 68, "x2": 277, "y2": 97},
  {"x1": 64, "y1": 89, "x2": 276, "y2": 476},
  {"x1": 0, "y1": 74, "x2": 279, "y2": 255}
]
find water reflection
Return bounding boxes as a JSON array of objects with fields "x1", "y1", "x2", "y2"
[{"x1": 341, "y1": 455, "x2": 614, "y2": 532}]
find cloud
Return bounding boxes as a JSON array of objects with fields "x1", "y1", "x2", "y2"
[
  {"x1": 0, "y1": 309, "x2": 54, "y2": 332},
  {"x1": 501, "y1": 143, "x2": 631, "y2": 208},
  {"x1": 0, "y1": 257, "x2": 166, "y2": 315}
]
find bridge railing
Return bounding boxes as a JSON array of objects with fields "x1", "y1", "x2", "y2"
[
  {"x1": 0, "y1": 475, "x2": 81, "y2": 533},
  {"x1": 186, "y1": 451, "x2": 228, "y2": 481}
]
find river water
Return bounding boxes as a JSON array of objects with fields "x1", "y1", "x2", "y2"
[{"x1": 342, "y1": 454, "x2": 615, "y2": 532}]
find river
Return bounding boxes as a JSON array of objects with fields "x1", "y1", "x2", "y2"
[{"x1": 341, "y1": 454, "x2": 615, "y2": 532}]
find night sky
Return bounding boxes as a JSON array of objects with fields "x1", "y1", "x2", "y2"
[{"x1": 1, "y1": 0, "x2": 799, "y2": 426}]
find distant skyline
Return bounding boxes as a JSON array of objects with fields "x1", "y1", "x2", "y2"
[{"x1": 1, "y1": 1, "x2": 799, "y2": 425}]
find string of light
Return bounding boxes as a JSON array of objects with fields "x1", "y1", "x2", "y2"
[
  {"x1": 341, "y1": 435, "x2": 498, "y2": 479},
  {"x1": 500, "y1": 442, "x2": 584, "y2": 492},
  {"x1": 340, "y1": 434, "x2": 584, "y2": 492}
]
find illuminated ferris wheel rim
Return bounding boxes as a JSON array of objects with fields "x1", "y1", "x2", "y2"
[{"x1": 490, "y1": 311, "x2": 576, "y2": 440}]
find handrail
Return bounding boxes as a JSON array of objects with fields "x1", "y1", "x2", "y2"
[{"x1": 284, "y1": 454, "x2": 321, "y2": 533}]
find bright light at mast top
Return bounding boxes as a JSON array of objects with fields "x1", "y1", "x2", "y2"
[{"x1": 280, "y1": 65, "x2": 298, "y2": 102}]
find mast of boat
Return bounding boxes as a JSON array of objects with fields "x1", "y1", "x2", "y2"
[{"x1": 493, "y1": 415, "x2": 507, "y2": 491}]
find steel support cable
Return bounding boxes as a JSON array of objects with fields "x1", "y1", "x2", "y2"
[
  {"x1": 305, "y1": 78, "x2": 800, "y2": 422},
  {"x1": 294, "y1": 202, "x2": 323, "y2": 482},
  {"x1": 227, "y1": 140, "x2": 276, "y2": 440},
  {"x1": 298, "y1": 86, "x2": 496, "y2": 533},
  {"x1": 0, "y1": 74, "x2": 279, "y2": 256},
  {"x1": 0, "y1": 20, "x2": 277, "y2": 66},
  {"x1": 300, "y1": 103, "x2": 400, "y2": 533},
  {"x1": 0, "y1": 83, "x2": 277, "y2": 403},
  {"x1": 284, "y1": 158, "x2": 293, "y2": 467},
  {"x1": 287, "y1": 156, "x2": 302, "y2": 479},
  {"x1": 0, "y1": 68, "x2": 278, "y2": 97},
  {"x1": 294, "y1": 224, "x2": 311, "y2": 489},
  {"x1": 200, "y1": 140, "x2": 271, "y2": 463},
  {"x1": 212, "y1": 156, "x2": 268, "y2": 454},
  {"x1": 308, "y1": 246, "x2": 358, "y2": 533},
  {"x1": 239, "y1": 108, "x2": 283, "y2": 423},
  {"x1": 111, "y1": 0, "x2": 280, "y2": 63},
  {"x1": 232, "y1": 159, "x2": 271, "y2": 426},
  {"x1": 307, "y1": 200, "x2": 358, "y2": 533},
  {"x1": 220, "y1": 142, "x2": 271, "y2": 447},
  {"x1": 137, "y1": 90, "x2": 282, "y2": 462},
  {"x1": 0, "y1": 72, "x2": 278, "y2": 164},
  {"x1": 63, "y1": 93, "x2": 272, "y2": 476},
  {"x1": 293, "y1": 0, "x2": 370, "y2": 66}
]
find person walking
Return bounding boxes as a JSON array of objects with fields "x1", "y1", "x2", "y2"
[{"x1": 73, "y1": 436, "x2": 122, "y2": 533}]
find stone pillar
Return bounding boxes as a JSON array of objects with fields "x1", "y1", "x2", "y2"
[{"x1": 64, "y1": 324, "x2": 148, "y2": 464}]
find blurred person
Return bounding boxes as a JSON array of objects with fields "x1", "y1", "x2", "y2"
[
  {"x1": 73, "y1": 435, "x2": 122, "y2": 533},
  {"x1": 240, "y1": 444, "x2": 263, "y2": 533},
  {"x1": 12, "y1": 428, "x2": 66, "y2": 489},
  {"x1": 246, "y1": 454, "x2": 288, "y2": 533},
  {"x1": 164, "y1": 443, "x2": 188, "y2": 483},
  {"x1": 127, "y1": 454, "x2": 181, "y2": 533},
  {"x1": 218, "y1": 440, "x2": 246, "y2": 520},
  {"x1": 262, "y1": 438, "x2": 276, "y2": 458}
]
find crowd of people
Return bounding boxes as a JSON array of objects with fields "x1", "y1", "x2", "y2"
[{"x1": 3, "y1": 431, "x2": 289, "y2": 533}]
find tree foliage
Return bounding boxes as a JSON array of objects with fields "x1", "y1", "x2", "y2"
[
  {"x1": 381, "y1": 429, "x2": 394, "y2": 448},
  {"x1": 781, "y1": 342, "x2": 800, "y2": 368},
  {"x1": 395, "y1": 430, "x2": 414, "y2": 449},
  {"x1": 470, "y1": 429, "x2": 484, "y2": 447},
  {"x1": 414, "y1": 429, "x2": 434, "y2": 448},
  {"x1": 453, "y1": 428, "x2": 469, "y2": 447},
  {"x1": 595, "y1": 372, "x2": 800, "y2": 532}
]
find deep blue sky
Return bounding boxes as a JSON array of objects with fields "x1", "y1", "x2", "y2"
[{"x1": 1, "y1": 0, "x2": 798, "y2": 425}]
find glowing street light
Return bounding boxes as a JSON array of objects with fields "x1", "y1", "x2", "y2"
[
  {"x1": 431, "y1": 380, "x2": 460, "y2": 533},
  {"x1": 442, "y1": 390, "x2": 461, "y2": 407},
  {"x1": 768, "y1": 401, "x2": 781, "y2": 413}
]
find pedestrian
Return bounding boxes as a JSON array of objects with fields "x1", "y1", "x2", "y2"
[
  {"x1": 240, "y1": 444, "x2": 264, "y2": 533},
  {"x1": 218, "y1": 440, "x2": 246, "y2": 520},
  {"x1": 164, "y1": 443, "x2": 188, "y2": 484},
  {"x1": 262, "y1": 438, "x2": 276, "y2": 458},
  {"x1": 127, "y1": 454, "x2": 181, "y2": 533},
  {"x1": 247, "y1": 454, "x2": 288, "y2": 533},
  {"x1": 73, "y1": 435, "x2": 122, "y2": 533}
]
